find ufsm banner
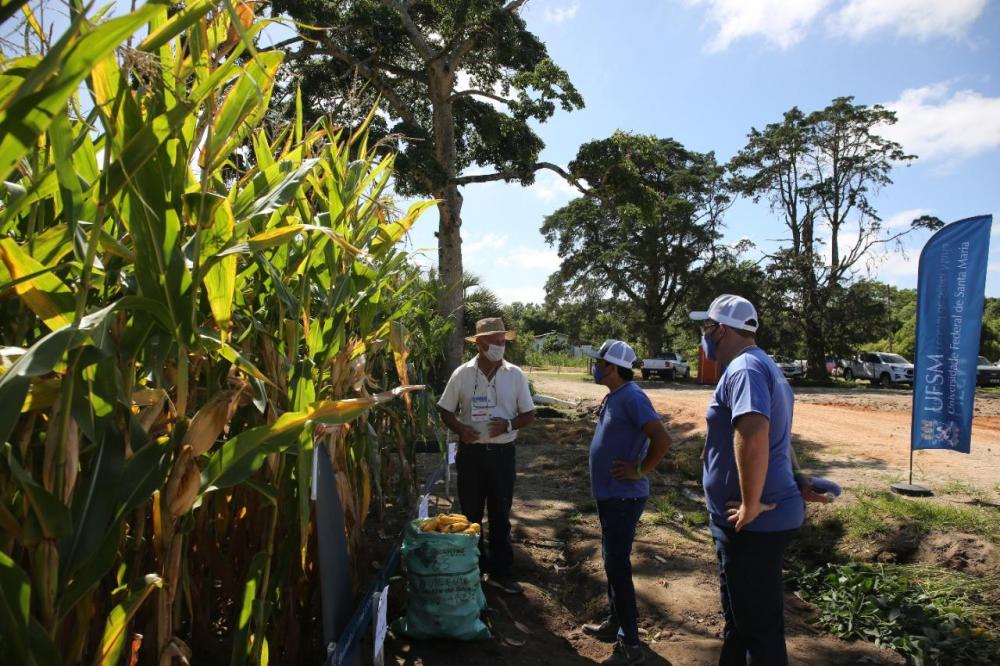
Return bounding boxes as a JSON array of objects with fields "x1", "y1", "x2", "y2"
[{"x1": 911, "y1": 215, "x2": 992, "y2": 453}]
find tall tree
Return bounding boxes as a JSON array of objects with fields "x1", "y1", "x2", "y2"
[
  {"x1": 270, "y1": 0, "x2": 584, "y2": 372},
  {"x1": 541, "y1": 132, "x2": 730, "y2": 356},
  {"x1": 729, "y1": 97, "x2": 941, "y2": 378}
]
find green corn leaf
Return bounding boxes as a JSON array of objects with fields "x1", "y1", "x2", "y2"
[
  {"x1": 207, "y1": 51, "x2": 284, "y2": 172},
  {"x1": 4, "y1": 446, "x2": 72, "y2": 540},
  {"x1": 137, "y1": 0, "x2": 215, "y2": 53},
  {"x1": 0, "y1": 238, "x2": 76, "y2": 331},
  {"x1": 0, "y1": 551, "x2": 31, "y2": 664},
  {"x1": 94, "y1": 574, "x2": 163, "y2": 666},
  {"x1": 229, "y1": 551, "x2": 266, "y2": 666},
  {"x1": 200, "y1": 198, "x2": 237, "y2": 331},
  {"x1": 0, "y1": 1, "x2": 166, "y2": 182},
  {"x1": 291, "y1": 366, "x2": 316, "y2": 572}
]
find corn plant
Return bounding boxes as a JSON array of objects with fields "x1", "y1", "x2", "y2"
[{"x1": 0, "y1": 2, "x2": 436, "y2": 663}]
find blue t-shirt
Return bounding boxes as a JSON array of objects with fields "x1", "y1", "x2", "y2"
[
  {"x1": 589, "y1": 382, "x2": 661, "y2": 500},
  {"x1": 703, "y1": 347, "x2": 804, "y2": 532}
]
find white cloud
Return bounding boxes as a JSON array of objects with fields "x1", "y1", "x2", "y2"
[
  {"x1": 883, "y1": 208, "x2": 933, "y2": 229},
  {"x1": 686, "y1": 0, "x2": 831, "y2": 52},
  {"x1": 464, "y1": 232, "x2": 509, "y2": 254},
  {"x1": 495, "y1": 247, "x2": 562, "y2": 271},
  {"x1": 688, "y1": 0, "x2": 987, "y2": 52},
  {"x1": 543, "y1": 2, "x2": 579, "y2": 24},
  {"x1": 877, "y1": 252, "x2": 920, "y2": 282},
  {"x1": 494, "y1": 286, "x2": 548, "y2": 305},
  {"x1": 881, "y1": 84, "x2": 1000, "y2": 161},
  {"x1": 529, "y1": 169, "x2": 581, "y2": 202},
  {"x1": 828, "y1": 0, "x2": 987, "y2": 41}
]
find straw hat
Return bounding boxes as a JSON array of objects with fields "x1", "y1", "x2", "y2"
[{"x1": 464, "y1": 317, "x2": 517, "y2": 343}]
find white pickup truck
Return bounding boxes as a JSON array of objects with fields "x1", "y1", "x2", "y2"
[
  {"x1": 843, "y1": 352, "x2": 914, "y2": 387},
  {"x1": 641, "y1": 352, "x2": 690, "y2": 380}
]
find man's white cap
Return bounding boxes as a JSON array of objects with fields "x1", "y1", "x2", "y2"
[
  {"x1": 689, "y1": 294, "x2": 759, "y2": 332},
  {"x1": 583, "y1": 339, "x2": 637, "y2": 369}
]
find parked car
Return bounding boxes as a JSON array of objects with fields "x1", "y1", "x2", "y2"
[
  {"x1": 770, "y1": 355, "x2": 804, "y2": 379},
  {"x1": 641, "y1": 351, "x2": 690, "y2": 380},
  {"x1": 977, "y1": 356, "x2": 1000, "y2": 387},
  {"x1": 843, "y1": 352, "x2": 914, "y2": 387}
]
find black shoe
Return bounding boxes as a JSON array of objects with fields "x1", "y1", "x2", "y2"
[
  {"x1": 486, "y1": 575, "x2": 524, "y2": 595},
  {"x1": 582, "y1": 616, "x2": 619, "y2": 641},
  {"x1": 601, "y1": 641, "x2": 645, "y2": 665}
]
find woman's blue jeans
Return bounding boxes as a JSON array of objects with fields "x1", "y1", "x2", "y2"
[{"x1": 597, "y1": 496, "x2": 647, "y2": 646}]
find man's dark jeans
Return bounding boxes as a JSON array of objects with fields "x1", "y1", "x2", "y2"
[
  {"x1": 710, "y1": 522, "x2": 798, "y2": 666},
  {"x1": 597, "y1": 496, "x2": 647, "y2": 647},
  {"x1": 456, "y1": 443, "x2": 516, "y2": 578}
]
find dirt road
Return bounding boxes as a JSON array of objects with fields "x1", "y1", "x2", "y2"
[{"x1": 532, "y1": 373, "x2": 1000, "y2": 494}]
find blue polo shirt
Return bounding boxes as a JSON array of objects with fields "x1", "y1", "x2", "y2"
[
  {"x1": 703, "y1": 347, "x2": 804, "y2": 532},
  {"x1": 589, "y1": 382, "x2": 661, "y2": 500}
]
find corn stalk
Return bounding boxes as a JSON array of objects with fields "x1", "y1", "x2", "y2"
[{"x1": 0, "y1": 2, "x2": 437, "y2": 663}]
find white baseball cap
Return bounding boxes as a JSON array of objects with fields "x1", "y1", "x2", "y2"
[
  {"x1": 689, "y1": 294, "x2": 759, "y2": 332},
  {"x1": 583, "y1": 339, "x2": 638, "y2": 369}
]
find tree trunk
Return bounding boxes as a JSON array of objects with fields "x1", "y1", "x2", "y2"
[
  {"x1": 436, "y1": 189, "x2": 464, "y2": 373},
  {"x1": 430, "y1": 66, "x2": 465, "y2": 374},
  {"x1": 803, "y1": 294, "x2": 828, "y2": 380},
  {"x1": 642, "y1": 312, "x2": 664, "y2": 359}
]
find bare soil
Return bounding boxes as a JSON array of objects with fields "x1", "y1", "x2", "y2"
[
  {"x1": 380, "y1": 374, "x2": 998, "y2": 664},
  {"x1": 532, "y1": 373, "x2": 1000, "y2": 495}
]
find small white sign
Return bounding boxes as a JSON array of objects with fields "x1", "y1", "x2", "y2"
[
  {"x1": 373, "y1": 585, "x2": 389, "y2": 665},
  {"x1": 448, "y1": 441, "x2": 457, "y2": 464},
  {"x1": 418, "y1": 494, "x2": 429, "y2": 519}
]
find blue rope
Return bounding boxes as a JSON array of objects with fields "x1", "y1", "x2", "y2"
[{"x1": 324, "y1": 459, "x2": 446, "y2": 666}]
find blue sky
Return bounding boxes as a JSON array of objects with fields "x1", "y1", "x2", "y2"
[
  {"x1": 396, "y1": 0, "x2": 1000, "y2": 303},
  {"x1": 17, "y1": 1, "x2": 998, "y2": 303}
]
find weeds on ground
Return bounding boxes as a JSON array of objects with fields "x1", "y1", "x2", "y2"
[
  {"x1": 838, "y1": 487, "x2": 1000, "y2": 543},
  {"x1": 789, "y1": 562, "x2": 1000, "y2": 665},
  {"x1": 662, "y1": 438, "x2": 703, "y2": 480},
  {"x1": 937, "y1": 479, "x2": 989, "y2": 500}
]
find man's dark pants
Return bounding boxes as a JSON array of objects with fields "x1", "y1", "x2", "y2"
[
  {"x1": 710, "y1": 522, "x2": 798, "y2": 666},
  {"x1": 597, "y1": 496, "x2": 647, "y2": 647},
  {"x1": 456, "y1": 443, "x2": 516, "y2": 579}
]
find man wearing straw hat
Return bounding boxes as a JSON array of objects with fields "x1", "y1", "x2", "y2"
[{"x1": 438, "y1": 317, "x2": 536, "y2": 594}]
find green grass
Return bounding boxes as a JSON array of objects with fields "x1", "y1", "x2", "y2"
[
  {"x1": 838, "y1": 487, "x2": 1000, "y2": 543},
  {"x1": 937, "y1": 479, "x2": 990, "y2": 499},
  {"x1": 642, "y1": 491, "x2": 707, "y2": 528}
]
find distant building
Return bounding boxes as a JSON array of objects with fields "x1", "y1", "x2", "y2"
[{"x1": 530, "y1": 332, "x2": 593, "y2": 358}]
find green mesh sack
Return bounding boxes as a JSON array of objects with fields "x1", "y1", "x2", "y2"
[{"x1": 391, "y1": 518, "x2": 490, "y2": 640}]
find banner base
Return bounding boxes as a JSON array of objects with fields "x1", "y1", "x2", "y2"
[{"x1": 891, "y1": 483, "x2": 933, "y2": 497}]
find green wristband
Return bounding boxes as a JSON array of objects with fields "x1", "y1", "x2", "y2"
[{"x1": 636, "y1": 462, "x2": 645, "y2": 478}]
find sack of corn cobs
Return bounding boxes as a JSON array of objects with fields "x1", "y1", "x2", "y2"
[{"x1": 391, "y1": 514, "x2": 490, "y2": 640}]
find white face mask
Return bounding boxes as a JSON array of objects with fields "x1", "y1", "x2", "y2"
[{"x1": 484, "y1": 343, "x2": 505, "y2": 363}]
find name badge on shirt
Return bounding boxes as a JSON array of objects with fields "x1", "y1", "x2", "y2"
[{"x1": 471, "y1": 394, "x2": 491, "y2": 422}]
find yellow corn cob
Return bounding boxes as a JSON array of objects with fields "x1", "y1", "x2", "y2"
[
  {"x1": 462, "y1": 523, "x2": 481, "y2": 535},
  {"x1": 438, "y1": 514, "x2": 468, "y2": 525},
  {"x1": 419, "y1": 517, "x2": 442, "y2": 532},
  {"x1": 443, "y1": 521, "x2": 470, "y2": 533}
]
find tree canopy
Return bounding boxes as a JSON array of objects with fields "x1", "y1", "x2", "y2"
[
  {"x1": 729, "y1": 96, "x2": 942, "y2": 378},
  {"x1": 542, "y1": 131, "x2": 729, "y2": 356},
  {"x1": 271, "y1": 0, "x2": 584, "y2": 371}
]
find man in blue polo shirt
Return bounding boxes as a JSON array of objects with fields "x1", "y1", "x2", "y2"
[
  {"x1": 582, "y1": 340, "x2": 672, "y2": 665},
  {"x1": 690, "y1": 294, "x2": 827, "y2": 666}
]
